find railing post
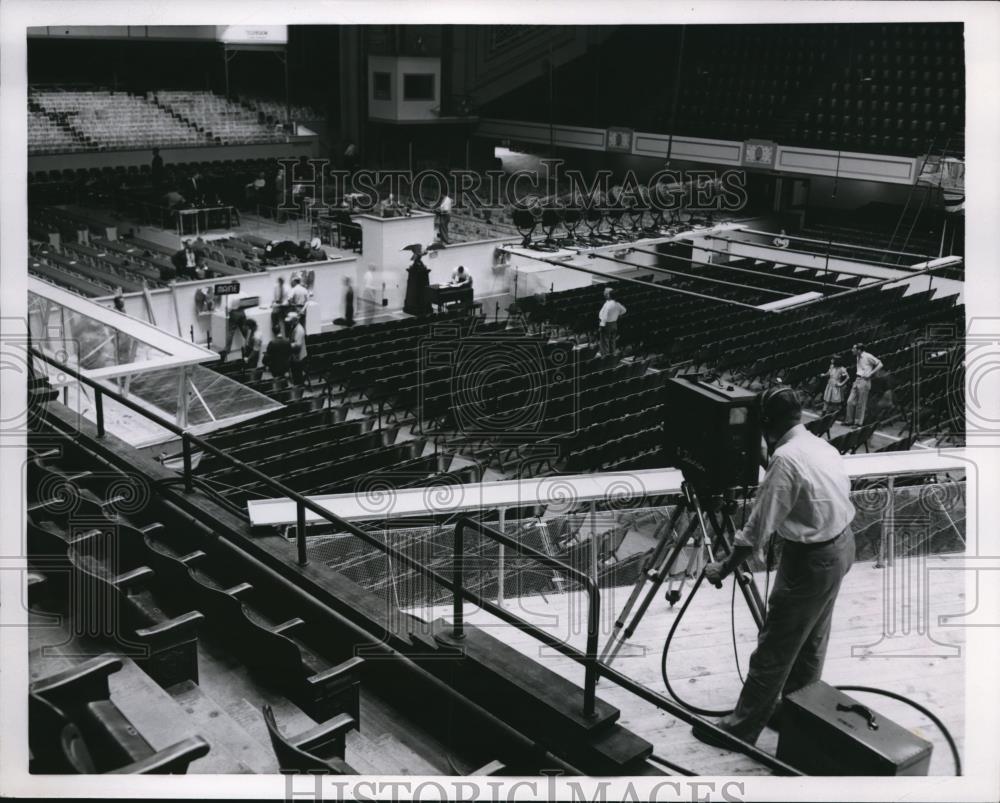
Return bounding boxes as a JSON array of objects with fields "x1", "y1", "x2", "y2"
[
  {"x1": 583, "y1": 580, "x2": 600, "y2": 719},
  {"x1": 297, "y1": 501, "x2": 308, "y2": 566},
  {"x1": 181, "y1": 433, "x2": 193, "y2": 493},
  {"x1": 452, "y1": 520, "x2": 465, "y2": 639},
  {"x1": 94, "y1": 388, "x2": 105, "y2": 438}
]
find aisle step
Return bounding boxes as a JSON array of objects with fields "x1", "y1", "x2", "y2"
[
  {"x1": 109, "y1": 658, "x2": 253, "y2": 774},
  {"x1": 167, "y1": 680, "x2": 278, "y2": 773}
]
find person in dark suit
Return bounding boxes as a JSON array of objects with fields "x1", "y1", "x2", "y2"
[
  {"x1": 151, "y1": 148, "x2": 164, "y2": 187},
  {"x1": 171, "y1": 240, "x2": 198, "y2": 279},
  {"x1": 262, "y1": 324, "x2": 292, "y2": 390},
  {"x1": 333, "y1": 277, "x2": 355, "y2": 327}
]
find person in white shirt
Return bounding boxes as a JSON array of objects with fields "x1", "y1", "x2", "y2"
[
  {"x1": 288, "y1": 275, "x2": 310, "y2": 326},
  {"x1": 597, "y1": 287, "x2": 627, "y2": 357},
  {"x1": 694, "y1": 386, "x2": 856, "y2": 749},
  {"x1": 450, "y1": 265, "x2": 471, "y2": 287},
  {"x1": 844, "y1": 343, "x2": 884, "y2": 426},
  {"x1": 772, "y1": 229, "x2": 791, "y2": 249},
  {"x1": 437, "y1": 193, "x2": 453, "y2": 245},
  {"x1": 286, "y1": 312, "x2": 309, "y2": 396}
]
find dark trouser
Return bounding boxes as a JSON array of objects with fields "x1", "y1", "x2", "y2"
[
  {"x1": 271, "y1": 305, "x2": 289, "y2": 329},
  {"x1": 290, "y1": 360, "x2": 307, "y2": 387},
  {"x1": 599, "y1": 321, "x2": 618, "y2": 355},
  {"x1": 723, "y1": 526, "x2": 855, "y2": 744},
  {"x1": 438, "y1": 213, "x2": 450, "y2": 244}
]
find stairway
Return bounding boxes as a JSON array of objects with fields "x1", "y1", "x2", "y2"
[{"x1": 345, "y1": 730, "x2": 440, "y2": 776}]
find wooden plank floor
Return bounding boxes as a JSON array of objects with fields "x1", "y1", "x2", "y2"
[{"x1": 408, "y1": 555, "x2": 966, "y2": 776}]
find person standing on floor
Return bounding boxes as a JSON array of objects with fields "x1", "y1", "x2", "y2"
[
  {"x1": 692, "y1": 386, "x2": 855, "y2": 749},
  {"x1": 288, "y1": 274, "x2": 310, "y2": 327},
  {"x1": 262, "y1": 324, "x2": 292, "y2": 391},
  {"x1": 242, "y1": 319, "x2": 263, "y2": 380},
  {"x1": 597, "y1": 287, "x2": 627, "y2": 357},
  {"x1": 287, "y1": 312, "x2": 308, "y2": 397},
  {"x1": 436, "y1": 192, "x2": 453, "y2": 245},
  {"x1": 821, "y1": 355, "x2": 850, "y2": 416},
  {"x1": 844, "y1": 343, "x2": 884, "y2": 426}
]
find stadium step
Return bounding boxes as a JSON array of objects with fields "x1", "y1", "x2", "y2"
[
  {"x1": 167, "y1": 680, "x2": 278, "y2": 773},
  {"x1": 345, "y1": 729, "x2": 440, "y2": 776},
  {"x1": 108, "y1": 658, "x2": 254, "y2": 773}
]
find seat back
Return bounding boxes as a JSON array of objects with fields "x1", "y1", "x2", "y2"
[
  {"x1": 262, "y1": 705, "x2": 342, "y2": 773},
  {"x1": 29, "y1": 693, "x2": 96, "y2": 773}
]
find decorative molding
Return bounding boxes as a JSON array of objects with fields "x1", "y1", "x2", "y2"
[
  {"x1": 476, "y1": 118, "x2": 919, "y2": 185},
  {"x1": 775, "y1": 146, "x2": 917, "y2": 184}
]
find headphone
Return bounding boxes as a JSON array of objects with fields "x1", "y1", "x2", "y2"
[{"x1": 758, "y1": 385, "x2": 799, "y2": 424}]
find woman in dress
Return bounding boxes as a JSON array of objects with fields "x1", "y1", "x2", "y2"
[{"x1": 822, "y1": 355, "x2": 850, "y2": 416}]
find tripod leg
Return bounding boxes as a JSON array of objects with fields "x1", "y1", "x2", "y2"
[
  {"x1": 601, "y1": 513, "x2": 700, "y2": 670},
  {"x1": 709, "y1": 509, "x2": 767, "y2": 629},
  {"x1": 599, "y1": 504, "x2": 686, "y2": 662}
]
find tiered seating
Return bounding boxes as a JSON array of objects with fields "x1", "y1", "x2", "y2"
[
  {"x1": 673, "y1": 24, "x2": 838, "y2": 142},
  {"x1": 28, "y1": 453, "x2": 205, "y2": 686},
  {"x1": 28, "y1": 433, "x2": 365, "y2": 725},
  {"x1": 483, "y1": 22, "x2": 962, "y2": 158},
  {"x1": 28, "y1": 110, "x2": 85, "y2": 154},
  {"x1": 30, "y1": 656, "x2": 210, "y2": 774},
  {"x1": 241, "y1": 95, "x2": 324, "y2": 122},
  {"x1": 31, "y1": 88, "x2": 208, "y2": 151},
  {"x1": 786, "y1": 24, "x2": 964, "y2": 155},
  {"x1": 154, "y1": 90, "x2": 286, "y2": 145}
]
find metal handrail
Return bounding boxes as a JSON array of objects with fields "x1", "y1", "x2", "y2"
[
  {"x1": 29, "y1": 347, "x2": 798, "y2": 773},
  {"x1": 453, "y1": 516, "x2": 601, "y2": 718}
]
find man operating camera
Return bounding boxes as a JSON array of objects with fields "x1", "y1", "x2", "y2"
[{"x1": 693, "y1": 386, "x2": 856, "y2": 748}]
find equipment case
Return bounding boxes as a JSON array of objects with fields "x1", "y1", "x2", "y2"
[{"x1": 777, "y1": 681, "x2": 933, "y2": 775}]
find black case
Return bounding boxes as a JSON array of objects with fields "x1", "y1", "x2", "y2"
[{"x1": 777, "y1": 682, "x2": 933, "y2": 775}]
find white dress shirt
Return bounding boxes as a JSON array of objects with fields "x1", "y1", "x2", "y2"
[
  {"x1": 855, "y1": 350, "x2": 883, "y2": 380},
  {"x1": 439, "y1": 196, "x2": 453, "y2": 214},
  {"x1": 289, "y1": 283, "x2": 309, "y2": 310},
  {"x1": 734, "y1": 424, "x2": 854, "y2": 557},
  {"x1": 598, "y1": 299, "x2": 627, "y2": 326}
]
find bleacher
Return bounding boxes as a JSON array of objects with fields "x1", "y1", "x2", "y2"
[
  {"x1": 27, "y1": 88, "x2": 291, "y2": 154},
  {"x1": 153, "y1": 90, "x2": 286, "y2": 146},
  {"x1": 28, "y1": 110, "x2": 86, "y2": 155},
  {"x1": 31, "y1": 88, "x2": 210, "y2": 152},
  {"x1": 486, "y1": 22, "x2": 963, "y2": 158}
]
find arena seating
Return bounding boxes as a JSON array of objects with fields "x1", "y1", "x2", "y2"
[
  {"x1": 31, "y1": 88, "x2": 210, "y2": 151},
  {"x1": 27, "y1": 87, "x2": 291, "y2": 154},
  {"x1": 153, "y1": 90, "x2": 286, "y2": 146},
  {"x1": 29, "y1": 656, "x2": 210, "y2": 774},
  {"x1": 28, "y1": 110, "x2": 87, "y2": 155},
  {"x1": 486, "y1": 22, "x2": 963, "y2": 157},
  {"x1": 27, "y1": 432, "x2": 364, "y2": 749},
  {"x1": 241, "y1": 96, "x2": 324, "y2": 123}
]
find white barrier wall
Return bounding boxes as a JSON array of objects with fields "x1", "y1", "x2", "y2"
[
  {"x1": 28, "y1": 137, "x2": 320, "y2": 174},
  {"x1": 102, "y1": 258, "x2": 358, "y2": 347}
]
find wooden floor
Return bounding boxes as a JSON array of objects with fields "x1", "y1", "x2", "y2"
[{"x1": 408, "y1": 554, "x2": 966, "y2": 775}]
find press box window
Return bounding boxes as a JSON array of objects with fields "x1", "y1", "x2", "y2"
[
  {"x1": 403, "y1": 73, "x2": 435, "y2": 101},
  {"x1": 373, "y1": 72, "x2": 391, "y2": 100}
]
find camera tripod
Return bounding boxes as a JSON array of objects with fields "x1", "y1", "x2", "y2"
[{"x1": 598, "y1": 482, "x2": 767, "y2": 672}]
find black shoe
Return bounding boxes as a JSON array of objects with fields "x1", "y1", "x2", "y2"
[{"x1": 691, "y1": 720, "x2": 744, "y2": 751}]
